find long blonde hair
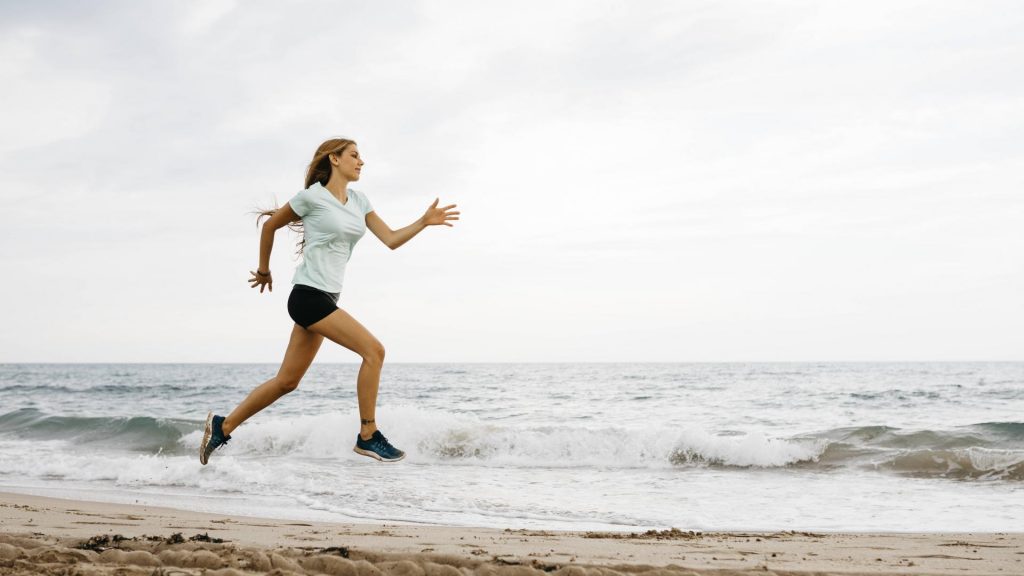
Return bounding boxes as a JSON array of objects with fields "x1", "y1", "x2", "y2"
[{"x1": 255, "y1": 138, "x2": 357, "y2": 255}]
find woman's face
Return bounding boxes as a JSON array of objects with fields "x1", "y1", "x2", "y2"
[{"x1": 331, "y1": 145, "x2": 364, "y2": 181}]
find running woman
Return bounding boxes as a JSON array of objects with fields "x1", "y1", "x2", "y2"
[{"x1": 200, "y1": 138, "x2": 459, "y2": 465}]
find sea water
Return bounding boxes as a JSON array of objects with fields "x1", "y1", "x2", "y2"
[{"x1": 0, "y1": 362, "x2": 1021, "y2": 531}]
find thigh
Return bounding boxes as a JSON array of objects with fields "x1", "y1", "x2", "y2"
[
  {"x1": 277, "y1": 323, "x2": 325, "y2": 382},
  {"x1": 306, "y1": 308, "x2": 382, "y2": 359}
]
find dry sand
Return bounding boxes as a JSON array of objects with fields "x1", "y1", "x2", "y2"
[{"x1": 1, "y1": 491, "x2": 1020, "y2": 575}]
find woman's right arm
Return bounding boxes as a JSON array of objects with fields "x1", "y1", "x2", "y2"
[{"x1": 250, "y1": 203, "x2": 299, "y2": 293}]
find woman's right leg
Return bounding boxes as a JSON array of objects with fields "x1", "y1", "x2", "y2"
[{"x1": 221, "y1": 324, "x2": 324, "y2": 436}]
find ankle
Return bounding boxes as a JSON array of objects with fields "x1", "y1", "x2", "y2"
[{"x1": 360, "y1": 418, "x2": 377, "y2": 439}]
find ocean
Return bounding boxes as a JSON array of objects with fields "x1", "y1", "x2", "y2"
[{"x1": 1, "y1": 362, "x2": 1021, "y2": 532}]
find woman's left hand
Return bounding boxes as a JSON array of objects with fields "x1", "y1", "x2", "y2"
[{"x1": 422, "y1": 198, "x2": 460, "y2": 227}]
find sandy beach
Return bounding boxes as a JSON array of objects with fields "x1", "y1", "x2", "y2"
[{"x1": 0, "y1": 492, "x2": 1019, "y2": 575}]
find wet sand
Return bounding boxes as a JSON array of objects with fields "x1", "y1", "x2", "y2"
[{"x1": 1, "y1": 491, "x2": 1021, "y2": 575}]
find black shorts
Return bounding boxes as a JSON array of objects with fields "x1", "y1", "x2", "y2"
[{"x1": 287, "y1": 284, "x2": 340, "y2": 328}]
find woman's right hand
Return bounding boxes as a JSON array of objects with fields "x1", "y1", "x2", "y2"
[{"x1": 249, "y1": 269, "x2": 273, "y2": 293}]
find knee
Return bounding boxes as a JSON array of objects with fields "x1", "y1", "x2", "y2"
[
  {"x1": 362, "y1": 340, "x2": 385, "y2": 366},
  {"x1": 276, "y1": 376, "x2": 300, "y2": 394}
]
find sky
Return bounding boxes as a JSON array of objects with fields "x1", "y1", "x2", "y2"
[{"x1": 0, "y1": 1, "x2": 1021, "y2": 363}]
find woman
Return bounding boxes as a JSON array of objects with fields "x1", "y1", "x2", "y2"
[{"x1": 200, "y1": 137, "x2": 459, "y2": 465}]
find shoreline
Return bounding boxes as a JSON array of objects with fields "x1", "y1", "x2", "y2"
[{"x1": 1, "y1": 491, "x2": 1021, "y2": 575}]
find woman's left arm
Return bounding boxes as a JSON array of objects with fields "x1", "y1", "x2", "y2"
[{"x1": 366, "y1": 198, "x2": 459, "y2": 250}]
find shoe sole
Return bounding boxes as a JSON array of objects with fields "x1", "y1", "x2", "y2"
[
  {"x1": 353, "y1": 446, "x2": 405, "y2": 462},
  {"x1": 199, "y1": 411, "x2": 213, "y2": 465}
]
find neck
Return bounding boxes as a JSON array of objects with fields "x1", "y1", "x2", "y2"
[{"x1": 324, "y1": 175, "x2": 349, "y2": 198}]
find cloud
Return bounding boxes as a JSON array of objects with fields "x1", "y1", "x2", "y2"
[{"x1": 0, "y1": 0, "x2": 1021, "y2": 361}]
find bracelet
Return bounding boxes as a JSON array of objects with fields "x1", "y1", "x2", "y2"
[{"x1": 256, "y1": 269, "x2": 271, "y2": 277}]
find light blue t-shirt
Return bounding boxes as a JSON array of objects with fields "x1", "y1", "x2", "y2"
[{"x1": 287, "y1": 182, "x2": 374, "y2": 293}]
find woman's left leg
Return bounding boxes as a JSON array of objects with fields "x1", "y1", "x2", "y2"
[
  {"x1": 306, "y1": 308, "x2": 405, "y2": 462},
  {"x1": 306, "y1": 308, "x2": 385, "y2": 440}
]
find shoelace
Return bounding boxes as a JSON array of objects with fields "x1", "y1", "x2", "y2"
[
  {"x1": 215, "y1": 421, "x2": 231, "y2": 447},
  {"x1": 373, "y1": 435, "x2": 394, "y2": 452},
  {"x1": 211, "y1": 434, "x2": 230, "y2": 450}
]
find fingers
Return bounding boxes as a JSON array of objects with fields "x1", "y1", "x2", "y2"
[
  {"x1": 431, "y1": 198, "x2": 439, "y2": 207},
  {"x1": 248, "y1": 270, "x2": 272, "y2": 293}
]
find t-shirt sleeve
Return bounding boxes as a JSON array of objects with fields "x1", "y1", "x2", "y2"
[
  {"x1": 287, "y1": 188, "x2": 314, "y2": 218},
  {"x1": 355, "y1": 189, "x2": 374, "y2": 215}
]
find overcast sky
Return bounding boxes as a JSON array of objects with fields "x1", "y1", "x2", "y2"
[{"x1": 1, "y1": 1, "x2": 1021, "y2": 363}]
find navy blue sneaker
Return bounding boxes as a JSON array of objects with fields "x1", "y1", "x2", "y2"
[
  {"x1": 354, "y1": 430, "x2": 405, "y2": 462},
  {"x1": 199, "y1": 411, "x2": 232, "y2": 465}
]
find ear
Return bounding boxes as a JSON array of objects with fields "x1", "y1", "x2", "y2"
[{"x1": 328, "y1": 153, "x2": 340, "y2": 166}]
